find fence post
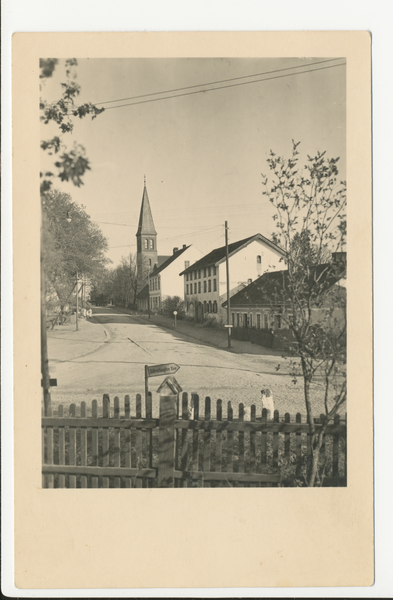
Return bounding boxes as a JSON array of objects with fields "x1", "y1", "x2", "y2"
[{"x1": 158, "y1": 392, "x2": 177, "y2": 487}]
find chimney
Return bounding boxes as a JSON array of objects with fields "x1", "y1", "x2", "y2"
[
  {"x1": 173, "y1": 247, "x2": 178, "y2": 254},
  {"x1": 183, "y1": 244, "x2": 187, "y2": 250}
]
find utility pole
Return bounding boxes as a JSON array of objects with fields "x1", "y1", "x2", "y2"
[
  {"x1": 75, "y1": 273, "x2": 79, "y2": 331},
  {"x1": 225, "y1": 221, "x2": 231, "y2": 348}
]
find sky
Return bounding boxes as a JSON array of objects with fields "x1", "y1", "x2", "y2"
[{"x1": 41, "y1": 57, "x2": 346, "y2": 266}]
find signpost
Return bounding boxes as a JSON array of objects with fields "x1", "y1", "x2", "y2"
[
  {"x1": 173, "y1": 310, "x2": 177, "y2": 328},
  {"x1": 144, "y1": 363, "x2": 180, "y2": 403}
]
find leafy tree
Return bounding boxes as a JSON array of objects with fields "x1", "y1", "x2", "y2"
[
  {"x1": 109, "y1": 253, "x2": 139, "y2": 308},
  {"x1": 40, "y1": 58, "x2": 105, "y2": 194},
  {"x1": 262, "y1": 141, "x2": 347, "y2": 487},
  {"x1": 42, "y1": 189, "x2": 109, "y2": 314},
  {"x1": 162, "y1": 296, "x2": 185, "y2": 318}
]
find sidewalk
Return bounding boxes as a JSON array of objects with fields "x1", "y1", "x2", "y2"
[
  {"x1": 47, "y1": 317, "x2": 108, "y2": 363},
  {"x1": 114, "y1": 307, "x2": 282, "y2": 357}
]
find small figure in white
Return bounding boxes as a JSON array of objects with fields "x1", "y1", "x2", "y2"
[
  {"x1": 261, "y1": 388, "x2": 274, "y2": 420},
  {"x1": 87, "y1": 308, "x2": 93, "y2": 319}
]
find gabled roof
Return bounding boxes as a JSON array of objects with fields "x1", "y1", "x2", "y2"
[
  {"x1": 136, "y1": 185, "x2": 157, "y2": 236},
  {"x1": 179, "y1": 234, "x2": 285, "y2": 276},
  {"x1": 150, "y1": 246, "x2": 191, "y2": 277},
  {"x1": 222, "y1": 260, "x2": 346, "y2": 308},
  {"x1": 136, "y1": 283, "x2": 149, "y2": 299}
]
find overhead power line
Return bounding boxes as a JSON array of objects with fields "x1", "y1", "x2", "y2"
[
  {"x1": 94, "y1": 58, "x2": 343, "y2": 107},
  {"x1": 101, "y1": 62, "x2": 345, "y2": 112}
]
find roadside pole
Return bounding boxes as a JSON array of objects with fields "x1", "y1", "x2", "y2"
[
  {"x1": 75, "y1": 273, "x2": 79, "y2": 331},
  {"x1": 225, "y1": 221, "x2": 231, "y2": 348}
]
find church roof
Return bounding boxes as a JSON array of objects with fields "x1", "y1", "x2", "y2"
[
  {"x1": 136, "y1": 185, "x2": 157, "y2": 235},
  {"x1": 179, "y1": 234, "x2": 285, "y2": 275}
]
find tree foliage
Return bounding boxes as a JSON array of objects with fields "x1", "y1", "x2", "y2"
[
  {"x1": 262, "y1": 141, "x2": 347, "y2": 487},
  {"x1": 42, "y1": 189, "x2": 109, "y2": 310},
  {"x1": 40, "y1": 58, "x2": 105, "y2": 194},
  {"x1": 162, "y1": 296, "x2": 185, "y2": 318}
]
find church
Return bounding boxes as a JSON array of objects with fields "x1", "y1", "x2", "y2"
[{"x1": 135, "y1": 180, "x2": 202, "y2": 312}]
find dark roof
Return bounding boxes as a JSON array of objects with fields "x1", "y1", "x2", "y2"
[
  {"x1": 136, "y1": 185, "x2": 157, "y2": 235},
  {"x1": 179, "y1": 234, "x2": 285, "y2": 275},
  {"x1": 136, "y1": 283, "x2": 149, "y2": 299},
  {"x1": 157, "y1": 255, "x2": 171, "y2": 267},
  {"x1": 150, "y1": 246, "x2": 191, "y2": 276},
  {"x1": 223, "y1": 261, "x2": 346, "y2": 308}
]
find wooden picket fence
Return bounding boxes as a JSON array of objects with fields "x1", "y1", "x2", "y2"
[{"x1": 42, "y1": 392, "x2": 347, "y2": 488}]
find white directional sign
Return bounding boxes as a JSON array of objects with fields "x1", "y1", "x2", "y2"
[{"x1": 146, "y1": 363, "x2": 180, "y2": 378}]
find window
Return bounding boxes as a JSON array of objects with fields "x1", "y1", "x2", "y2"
[
  {"x1": 203, "y1": 281, "x2": 207, "y2": 293},
  {"x1": 248, "y1": 278, "x2": 252, "y2": 285},
  {"x1": 257, "y1": 314, "x2": 261, "y2": 329},
  {"x1": 198, "y1": 282, "x2": 201, "y2": 293},
  {"x1": 198, "y1": 269, "x2": 201, "y2": 279},
  {"x1": 257, "y1": 255, "x2": 261, "y2": 264},
  {"x1": 208, "y1": 301, "x2": 212, "y2": 313},
  {"x1": 232, "y1": 312, "x2": 235, "y2": 326},
  {"x1": 204, "y1": 301, "x2": 207, "y2": 313},
  {"x1": 237, "y1": 313, "x2": 240, "y2": 327},
  {"x1": 158, "y1": 278, "x2": 160, "y2": 290},
  {"x1": 213, "y1": 301, "x2": 218, "y2": 313},
  {"x1": 276, "y1": 315, "x2": 282, "y2": 329},
  {"x1": 208, "y1": 266, "x2": 211, "y2": 276},
  {"x1": 203, "y1": 268, "x2": 207, "y2": 277},
  {"x1": 149, "y1": 259, "x2": 152, "y2": 267},
  {"x1": 149, "y1": 239, "x2": 154, "y2": 250},
  {"x1": 264, "y1": 314, "x2": 269, "y2": 329},
  {"x1": 186, "y1": 284, "x2": 189, "y2": 295},
  {"x1": 213, "y1": 279, "x2": 217, "y2": 291},
  {"x1": 184, "y1": 260, "x2": 190, "y2": 269},
  {"x1": 144, "y1": 239, "x2": 148, "y2": 249},
  {"x1": 194, "y1": 283, "x2": 197, "y2": 294},
  {"x1": 208, "y1": 280, "x2": 211, "y2": 292},
  {"x1": 213, "y1": 266, "x2": 216, "y2": 276}
]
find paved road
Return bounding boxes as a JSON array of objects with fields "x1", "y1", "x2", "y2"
[{"x1": 48, "y1": 306, "x2": 310, "y2": 417}]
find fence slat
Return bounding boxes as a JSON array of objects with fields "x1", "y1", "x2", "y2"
[
  {"x1": 238, "y1": 404, "x2": 245, "y2": 474},
  {"x1": 333, "y1": 414, "x2": 340, "y2": 480},
  {"x1": 260, "y1": 408, "x2": 267, "y2": 472},
  {"x1": 80, "y1": 402, "x2": 87, "y2": 488},
  {"x1": 214, "y1": 399, "x2": 222, "y2": 474},
  {"x1": 203, "y1": 397, "x2": 211, "y2": 487},
  {"x1": 69, "y1": 404, "x2": 76, "y2": 488},
  {"x1": 91, "y1": 400, "x2": 98, "y2": 488},
  {"x1": 319, "y1": 413, "x2": 326, "y2": 484},
  {"x1": 146, "y1": 391, "x2": 153, "y2": 475},
  {"x1": 250, "y1": 405, "x2": 256, "y2": 478},
  {"x1": 295, "y1": 413, "x2": 302, "y2": 478},
  {"x1": 191, "y1": 394, "x2": 199, "y2": 486},
  {"x1": 124, "y1": 395, "x2": 132, "y2": 488},
  {"x1": 135, "y1": 393, "x2": 143, "y2": 488},
  {"x1": 284, "y1": 412, "x2": 291, "y2": 463},
  {"x1": 180, "y1": 393, "x2": 189, "y2": 488},
  {"x1": 157, "y1": 394, "x2": 176, "y2": 487},
  {"x1": 272, "y1": 410, "x2": 279, "y2": 471},
  {"x1": 58, "y1": 404, "x2": 65, "y2": 488},
  {"x1": 102, "y1": 395, "x2": 110, "y2": 488},
  {"x1": 113, "y1": 397, "x2": 121, "y2": 488},
  {"x1": 45, "y1": 403, "x2": 54, "y2": 488},
  {"x1": 226, "y1": 402, "x2": 234, "y2": 474}
]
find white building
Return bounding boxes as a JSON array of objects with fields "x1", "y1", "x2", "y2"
[
  {"x1": 179, "y1": 233, "x2": 286, "y2": 323},
  {"x1": 149, "y1": 244, "x2": 202, "y2": 311}
]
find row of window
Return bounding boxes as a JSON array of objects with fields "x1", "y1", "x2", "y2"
[
  {"x1": 149, "y1": 277, "x2": 160, "y2": 291},
  {"x1": 187, "y1": 301, "x2": 218, "y2": 314},
  {"x1": 186, "y1": 265, "x2": 216, "y2": 281},
  {"x1": 150, "y1": 296, "x2": 160, "y2": 309},
  {"x1": 186, "y1": 279, "x2": 217, "y2": 295},
  {"x1": 143, "y1": 238, "x2": 155, "y2": 250},
  {"x1": 232, "y1": 312, "x2": 286, "y2": 329}
]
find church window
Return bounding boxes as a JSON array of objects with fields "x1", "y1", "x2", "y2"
[
  {"x1": 149, "y1": 239, "x2": 154, "y2": 250},
  {"x1": 203, "y1": 281, "x2": 207, "y2": 293},
  {"x1": 213, "y1": 279, "x2": 217, "y2": 291},
  {"x1": 144, "y1": 239, "x2": 148, "y2": 250},
  {"x1": 208, "y1": 280, "x2": 211, "y2": 292},
  {"x1": 198, "y1": 282, "x2": 201, "y2": 293}
]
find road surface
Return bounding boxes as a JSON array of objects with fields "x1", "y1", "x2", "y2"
[{"x1": 48, "y1": 307, "x2": 312, "y2": 417}]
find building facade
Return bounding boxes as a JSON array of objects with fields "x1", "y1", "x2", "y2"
[{"x1": 180, "y1": 234, "x2": 286, "y2": 324}]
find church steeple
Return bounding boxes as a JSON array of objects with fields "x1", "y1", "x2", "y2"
[{"x1": 136, "y1": 178, "x2": 158, "y2": 289}]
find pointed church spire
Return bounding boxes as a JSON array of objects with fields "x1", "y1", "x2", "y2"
[{"x1": 137, "y1": 178, "x2": 157, "y2": 235}]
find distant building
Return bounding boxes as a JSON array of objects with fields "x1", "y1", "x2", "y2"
[
  {"x1": 179, "y1": 233, "x2": 286, "y2": 324},
  {"x1": 148, "y1": 244, "x2": 202, "y2": 312}
]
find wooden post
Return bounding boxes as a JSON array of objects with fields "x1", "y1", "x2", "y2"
[{"x1": 158, "y1": 393, "x2": 177, "y2": 487}]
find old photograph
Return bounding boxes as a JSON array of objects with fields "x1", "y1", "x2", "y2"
[{"x1": 40, "y1": 57, "x2": 347, "y2": 488}]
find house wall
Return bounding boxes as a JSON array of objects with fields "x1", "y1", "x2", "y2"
[{"x1": 183, "y1": 239, "x2": 284, "y2": 323}]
